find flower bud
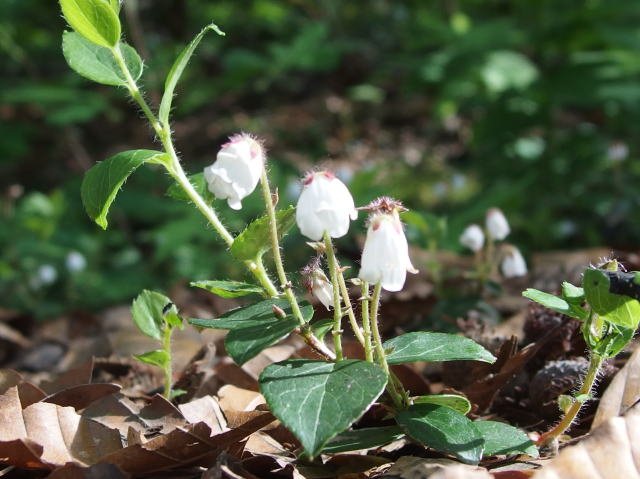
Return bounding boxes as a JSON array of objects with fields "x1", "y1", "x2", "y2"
[
  {"x1": 302, "y1": 259, "x2": 334, "y2": 310},
  {"x1": 501, "y1": 245, "x2": 527, "y2": 278},
  {"x1": 459, "y1": 224, "x2": 484, "y2": 252},
  {"x1": 358, "y1": 206, "x2": 418, "y2": 292},
  {"x1": 204, "y1": 133, "x2": 264, "y2": 210},
  {"x1": 296, "y1": 171, "x2": 357, "y2": 241},
  {"x1": 486, "y1": 208, "x2": 510, "y2": 240}
]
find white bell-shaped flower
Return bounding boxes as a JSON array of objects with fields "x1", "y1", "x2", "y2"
[
  {"x1": 460, "y1": 224, "x2": 485, "y2": 252},
  {"x1": 358, "y1": 211, "x2": 418, "y2": 292},
  {"x1": 204, "y1": 133, "x2": 264, "y2": 210},
  {"x1": 296, "y1": 171, "x2": 357, "y2": 241},
  {"x1": 486, "y1": 208, "x2": 510, "y2": 240},
  {"x1": 501, "y1": 245, "x2": 527, "y2": 278}
]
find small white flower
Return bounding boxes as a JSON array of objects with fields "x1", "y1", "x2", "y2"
[
  {"x1": 65, "y1": 251, "x2": 87, "y2": 272},
  {"x1": 204, "y1": 133, "x2": 264, "y2": 210},
  {"x1": 501, "y1": 245, "x2": 527, "y2": 278},
  {"x1": 358, "y1": 209, "x2": 418, "y2": 292},
  {"x1": 296, "y1": 171, "x2": 357, "y2": 241},
  {"x1": 31, "y1": 264, "x2": 58, "y2": 289},
  {"x1": 486, "y1": 208, "x2": 510, "y2": 240},
  {"x1": 459, "y1": 224, "x2": 485, "y2": 252}
]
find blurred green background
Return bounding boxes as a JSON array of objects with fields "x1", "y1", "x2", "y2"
[{"x1": 2, "y1": 0, "x2": 640, "y2": 317}]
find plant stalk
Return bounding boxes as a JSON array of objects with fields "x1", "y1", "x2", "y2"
[
  {"x1": 324, "y1": 231, "x2": 344, "y2": 361},
  {"x1": 537, "y1": 352, "x2": 604, "y2": 446},
  {"x1": 361, "y1": 282, "x2": 373, "y2": 362},
  {"x1": 161, "y1": 326, "x2": 173, "y2": 399}
]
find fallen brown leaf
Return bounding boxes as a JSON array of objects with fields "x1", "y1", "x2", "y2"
[
  {"x1": 0, "y1": 386, "x2": 123, "y2": 469},
  {"x1": 44, "y1": 383, "x2": 121, "y2": 410},
  {"x1": 532, "y1": 404, "x2": 640, "y2": 479},
  {"x1": 381, "y1": 457, "x2": 491, "y2": 478},
  {"x1": 178, "y1": 395, "x2": 228, "y2": 434},
  {"x1": 39, "y1": 359, "x2": 94, "y2": 395}
]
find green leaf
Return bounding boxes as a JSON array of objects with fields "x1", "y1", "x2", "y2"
[
  {"x1": 108, "y1": 0, "x2": 120, "y2": 13},
  {"x1": 260, "y1": 359, "x2": 387, "y2": 458},
  {"x1": 322, "y1": 426, "x2": 404, "y2": 454},
  {"x1": 62, "y1": 31, "x2": 142, "y2": 86},
  {"x1": 131, "y1": 290, "x2": 176, "y2": 340},
  {"x1": 231, "y1": 206, "x2": 296, "y2": 261},
  {"x1": 166, "y1": 172, "x2": 214, "y2": 204},
  {"x1": 159, "y1": 23, "x2": 225, "y2": 125},
  {"x1": 593, "y1": 323, "x2": 635, "y2": 358},
  {"x1": 522, "y1": 288, "x2": 587, "y2": 320},
  {"x1": 562, "y1": 282, "x2": 585, "y2": 304},
  {"x1": 396, "y1": 404, "x2": 484, "y2": 465},
  {"x1": 188, "y1": 299, "x2": 313, "y2": 365},
  {"x1": 190, "y1": 280, "x2": 264, "y2": 298},
  {"x1": 474, "y1": 421, "x2": 538, "y2": 458},
  {"x1": 583, "y1": 269, "x2": 640, "y2": 329},
  {"x1": 311, "y1": 318, "x2": 334, "y2": 341},
  {"x1": 81, "y1": 150, "x2": 168, "y2": 229},
  {"x1": 383, "y1": 332, "x2": 496, "y2": 365},
  {"x1": 60, "y1": 0, "x2": 121, "y2": 48},
  {"x1": 413, "y1": 394, "x2": 472, "y2": 415},
  {"x1": 134, "y1": 349, "x2": 170, "y2": 368}
]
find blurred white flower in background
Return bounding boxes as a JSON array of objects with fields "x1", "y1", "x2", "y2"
[
  {"x1": 65, "y1": 251, "x2": 87, "y2": 272},
  {"x1": 459, "y1": 224, "x2": 485, "y2": 252},
  {"x1": 501, "y1": 245, "x2": 527, "y2": 278},
  {"x1": 486, "y1": 208, "x2": 510, "y2": 240}
]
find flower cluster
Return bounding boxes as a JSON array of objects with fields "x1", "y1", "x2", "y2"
[{"x1": 459, "y1": 207, "x2": 527, "y2": 279}]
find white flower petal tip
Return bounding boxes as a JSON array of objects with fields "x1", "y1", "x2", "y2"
[
  {"x1": 501, "y1": 246, "x2": 527, "y2": 278},
  {"x1": 486, "y1": 208, "x2": 510, "y2": 241},
  {"x1": 203, "y1": 133, "x2": 265, "y2": 210},
  {"x1": 460, "y1": 224, "x2": 485, "y2": 252},
  {"x1": 296, "y1": 171, "x2": 357, "y2": 241},
  {"x1": 358, "y1": 207, "x2": 417, "y2": 292}
]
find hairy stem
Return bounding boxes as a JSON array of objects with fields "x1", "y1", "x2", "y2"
[
  {"x1": 337, "y1": 270, "x2": 366, "y2": 346},
  {"x1": 370, "y1": 282, "x2": 405, "y2": 409},
  {"x1": 161, "y1": 326, "x2": 173, "y2": 399},
  {"x1": 324, "y1": 231, "x2": 343, "y2": 361},
  {"x1": 361, "y1": 281, "x2": 373, "y2": 362},
  {"x1": 537, "y1": 352, "x2": 604, "y2": 446}
]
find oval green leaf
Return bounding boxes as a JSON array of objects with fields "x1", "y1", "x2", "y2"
[
  {"x1": 190, "y1": 280, "x2": 264, "y2": 298},
  {"x1": 583, "y1": 269, "x2": 640, "y2": 329},
  {"x1": 322, "y1": 426, "x2": 404, "y2": 454},
  {"x1": 413, "y1": 394, "x2": 472, "y2": 415},
  {"x1": 166, "y1": 172, "x2": 214, "y2": 204},
  {"x1": 260, "y1": 359, "x2": 387, "y2": 458},
  {"x1": 522, "y1": 288, "x2": 587, "y2": 320},
  {"x1": 231, "y1": 206, "x2": 296, "y2": 261},
  {"x1": 60, "y1": 0, "x2": 121, "y2": 48},
  {"x1": 159, "y1": 23, "x2": 225, "y2": 125},
  {"x1": 131, "y1": 290, "x2": 175, "y2": 340},
  {"x1": 189, "y1": 299, "x2": 313, "y2": 365},
  {"x1": 62, "y1": 31, "x2": 142, "y2": 86},
  {"x1": 383, "y1": 332, "x2": 496, "y2": 365},
  {"x1": 474, "y1": 421, "x2": 538, "y2": 458},
  {"x1": 134, "y1": 350, "x2": 170, "y2": 368},
  {"x1": 81, "y1": 149, "x2": 168, "y2": 229},
  {"x1": 396, "y1": 403, "x2": 484, "y2": 464}
]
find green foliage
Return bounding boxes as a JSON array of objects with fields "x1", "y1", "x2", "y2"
[
  {"x1": 134, "y1": 349, "x2": 170, "y2": 368},
  {"x1": 522, "y1": 288, "x2": 588, "y2": 320},
  {"x1": 395, "y1": 404, "x2": 484, "y2": 465},
  {"x1": 81, "y1": 150, "x2": 169, "y2": 229},
  {"x1": 190, "y1": 280, "x2": 263, "y2": 298},
  {"x1": 62, "y1": 32, "x2": 142, "y2": 86},
  {"x1": 166, "y1": 173, "x2": 214, "y2": 204},
  {"x1": 59, "y1": 0, "x2": 121, "y2": 48},
  {"x1": 322, "y1": 426, "x2": 404, "y2": 454},
  {"x1": 259, "y1": 359, "x2": 387, "y2": 458},
  {"x1": 131, "y1": 289, "x2": 176, "y2": 340},
  {"x1": 383, "y1": 332, "x2": 496, "y2": 365},
  {"x1": 231, "y1": 206, "x2": 296, "y2": 261},
  {"x1": 583, "y1": 268, "x2": 640, "y2": 329},
  {"x1": 474, "y1": 421, "x2": 538, "y2": 458},
  {"x1": 159, "y1": 23, "x2": 225, "y2": 126},
  {"x1": 413, "y1": 394, "x2": 472, "y2": 415},
  {"x1": 189, "y1": 299, "x2": 313, "y2": 365}
]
